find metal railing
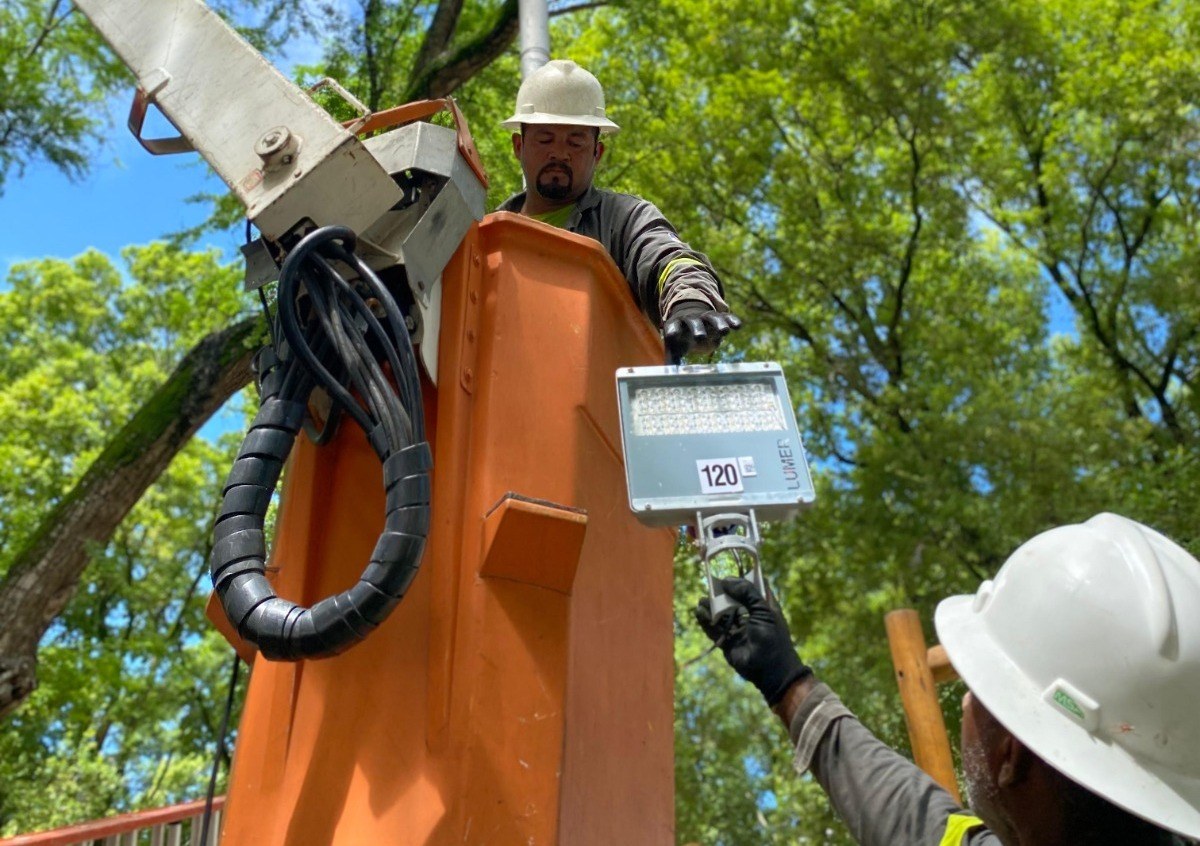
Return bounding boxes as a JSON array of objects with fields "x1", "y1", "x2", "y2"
[{"x1": 0, "y1": 797, "x2": 224, "y2": 846}]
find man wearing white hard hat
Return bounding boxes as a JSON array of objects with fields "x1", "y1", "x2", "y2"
[
  {"x1": 499, "y1": 59, "x2": 741, "y2": 362},
  {"x1": 696, "y1": 513, "x2": 1200, "y2": 845}
]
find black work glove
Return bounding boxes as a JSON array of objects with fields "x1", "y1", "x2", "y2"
[
  {"x1": 694, "y1": 578, "x2": 812, "y2": 707},
  {"x1": 663, "y1": 302, "x2": 742, "y2": 363}
]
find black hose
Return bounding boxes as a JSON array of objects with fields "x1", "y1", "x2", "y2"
[
  {"x1": 209, "y1": 226, "x2": 431, "y2": 660},
  {"x1": 197, "y1": 652, "x2": 240, "y2": 845}
]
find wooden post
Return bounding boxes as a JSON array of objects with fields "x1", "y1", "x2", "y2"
[{"x1": 884, "y1": 609, "x2": 961, "y2": 803}]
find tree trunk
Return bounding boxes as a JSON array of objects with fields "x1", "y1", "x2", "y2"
[{"x1": 0, "y1": 317, "x2": 260, "y2": 718}]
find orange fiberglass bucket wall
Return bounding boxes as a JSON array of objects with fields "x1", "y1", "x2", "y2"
[{"x1": 215, "y1": 213, "x2": 678, "y2": 845}]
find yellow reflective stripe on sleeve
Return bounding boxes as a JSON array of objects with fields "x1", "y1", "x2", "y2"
[
  {"x1": 939, "y1": 813, "x2": 985, "y2": 846},
  {"x1": 656, "y1": 257, "x2": 704, "y2": 294}
]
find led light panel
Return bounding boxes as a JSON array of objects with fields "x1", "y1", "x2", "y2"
[
  {"x1": 616, "y1": 363, "x2": 815, "y2": 526},
  {"x1": 630, "y1": 382, "x2": 786, "y2": 436}
]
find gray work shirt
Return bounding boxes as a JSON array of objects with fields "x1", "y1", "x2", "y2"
[
  {"x1": 497, "y1": 186, "x2": 729, "y2": 327},
  {"x1": 790, "y1": 683, "x2": 996, "y2": 846},
  {"x1": 790, "y1": 685, "x2": 1194, "y2": 845}
]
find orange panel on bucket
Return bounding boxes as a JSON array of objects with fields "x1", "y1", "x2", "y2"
[
  {"x1": 479, "y1": 493, "x2": 588, "y2": 595},
  {"x1": 217, "y1": 213, "x2": 677, "y2": 845}
]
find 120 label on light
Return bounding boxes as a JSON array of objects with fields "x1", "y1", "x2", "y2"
[{"x1": 696, "y1": 457, "x2": 745, "y2": 494}]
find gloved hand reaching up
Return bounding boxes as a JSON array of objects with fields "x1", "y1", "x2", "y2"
[
  {"x1": 694, "y1": 578, "x2": 812, "y2": 707},
  {"x1": 663, "y1": 302, "x2": 742, "y2": 362}
]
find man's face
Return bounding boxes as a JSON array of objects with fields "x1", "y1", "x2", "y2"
[
  {"x1": 961, "y1": 690, "x2": 1017, "y2": 842},
  {"x1": 512, "y1": 124, "x2": 604, "y2": 205}
]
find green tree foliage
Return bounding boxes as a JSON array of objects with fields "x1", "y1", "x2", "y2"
[
  {"x1": 0, "y1": 245, "x2": 249, "y2": 834},
  {"x1": 541, "y1": 0, "x2": 1198, "y2": 841},
  {"x1": 0, "y1": 0, "x2": 125, "y2": 192},
  {"x1": 0, "y1": 445, "x2": 248, "y2": 834},
  {"x1": 0, "y1": 247, "x2": 246, "y2": 552},
  {"x1": 4, "y1": 0, "x2": 1198, "y2": 840}
]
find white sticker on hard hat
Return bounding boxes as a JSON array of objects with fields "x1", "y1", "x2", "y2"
[{"x1": 1043, "y1": 678, "x2": 1101, "y2": 732}]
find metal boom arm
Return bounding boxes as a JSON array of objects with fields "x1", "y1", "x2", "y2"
[
  {"x1": 72, "y1": 0, "x2": 403, "y2": 242},
  {"x1": 72, "y1": 0, "x2": 487, "y2": 382}
]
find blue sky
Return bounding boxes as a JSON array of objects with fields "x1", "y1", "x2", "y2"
[
  {"x1": 0, "y1": 17, "x2": 329, "y2": 276},
  {"x1": 0, "y1": 111, "x2": 237, "y2": 275}
]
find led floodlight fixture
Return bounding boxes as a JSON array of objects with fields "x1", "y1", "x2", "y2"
[
  {"x1": 616, "y1": 363, "x2": 815, "y2": 527},
  {"x1": 616, "y1": 362, "x2": 815, "y2": 620}
]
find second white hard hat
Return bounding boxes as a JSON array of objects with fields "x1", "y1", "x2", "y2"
[
  {"x1": 501, "y1": 59, "x2": 620, "y2": 134},
  {"x1": 935, "y1": 513, "x2": 1200, "y2": 840}
]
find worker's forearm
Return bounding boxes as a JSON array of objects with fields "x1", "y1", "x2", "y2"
[
  {"x1": 771, "y1": 674, "x2": 817, "y2": 729},
  {"x1": 806, "y1": 702, "x2": 973, "y2": 846},
  {"x1": 780, "y1": 682, "x2": 977, "y2": 846}
]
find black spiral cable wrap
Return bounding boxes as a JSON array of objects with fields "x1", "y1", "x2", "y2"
[{"x1": 209, "y1": 226, "x2": 431, "y2": 660}]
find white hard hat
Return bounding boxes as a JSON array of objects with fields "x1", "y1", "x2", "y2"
[
  {"x1": 935, "y1": 513, "x2": 1200, "y2": 839},
  {"x1": 501, "y1": 59, "x2": 620, "y2": 134}
]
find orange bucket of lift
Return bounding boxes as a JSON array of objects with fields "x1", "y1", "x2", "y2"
[{"x1": 212, "y1": 213, "x2": 678, "y2": 845}]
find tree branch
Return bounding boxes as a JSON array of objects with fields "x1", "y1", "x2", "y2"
[
  {"x1": 890, "y1": 122, "x2": 923, "y2": 382},
  {"x1": 550, "y1": 1, "x2": 608, "y2": 15},
  {"x1": 0, "y1": 317, "x2": 260, "y2": 718},
  {"x1": 411, "y1": 0, "x2": 465, "y2": 83},
  {"x1": 24, "y1": 0, "x2": 71, "y2": 61},
  {"x1": 362, "y1": 0, "x2": 382, "y2": 109},
  {"x1": 403, "y1": 0, "x2": 520, "y2": 102}
]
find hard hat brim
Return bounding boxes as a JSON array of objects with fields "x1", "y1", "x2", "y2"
[
  {"x1": 935, "y1": 594, "x2": 1200, "y2": 840},
  {"x1": 501, "y1": 111, "x2": 620, "y2": 134}
]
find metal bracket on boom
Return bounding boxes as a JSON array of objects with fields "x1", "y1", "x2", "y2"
[{"x1": 127, "y1": 77, "x2": 193, "y2": 155}]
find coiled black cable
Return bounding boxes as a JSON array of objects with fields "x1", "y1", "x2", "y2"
[{"x1": 209, "y1": 225, "x2": 431, "y2": 660}]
